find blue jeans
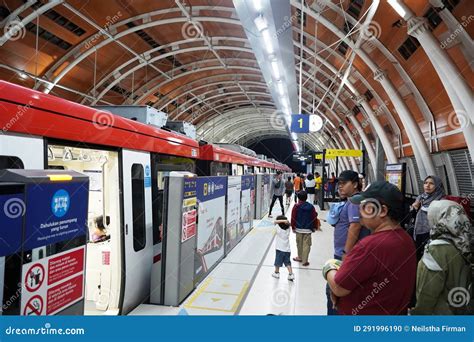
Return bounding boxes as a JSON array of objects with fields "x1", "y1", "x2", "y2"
[{"x1": 326, "y1": 254, "x2": 342, "y2": 315}]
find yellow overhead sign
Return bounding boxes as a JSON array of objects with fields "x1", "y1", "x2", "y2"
[
  {"x1": 315, "y1": 154, "x2": 335, "y2": 160},
  {"x1": 326, "y1": 149, "x2": 363, "y2": 158}
]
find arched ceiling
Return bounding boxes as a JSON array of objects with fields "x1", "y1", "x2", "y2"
[{"x1": 0, "y1": 0, "x2": 472, "y2": 167}]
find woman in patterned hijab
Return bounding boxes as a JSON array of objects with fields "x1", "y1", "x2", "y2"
[
  {"x1": 413, "y1": 200, "x2": 472, "y2": 315},
  {"x1": 412, "y1": 176, "x2": 446, "y2": 260}
]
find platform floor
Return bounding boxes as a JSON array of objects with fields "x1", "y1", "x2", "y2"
[{"x1": 129, "y1": 200, "x2": 333, "y2": 316}]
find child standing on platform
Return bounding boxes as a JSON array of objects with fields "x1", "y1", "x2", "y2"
[{"x1": 272, "y1": 215, "x2": 295, "y2": 281}]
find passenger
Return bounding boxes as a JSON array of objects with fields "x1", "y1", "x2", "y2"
[
  {"x1": 284, "y1": 176, "x2": 294, "y2": 206},
  {"x1": 411, "y1": 175, "x2": 446, "y2": 260},
  {"x1": 324, "y1": 181, "x2": 417, "y2": 315},
  {"x1": 293, "y1": 173, "x2": 302, "y2": 202},
  {"x1": 268, "y1": 171, "x2": 285, "y2": 218},
  {"x1": 412, "y1": 200, "x2": 472, "y2": 315},
  {"x1": 272, "y1": 215, "x2": 295, "y2": 281},
  {"x1": 291, "y1": 190, "x2": 320, "y2": 266},
  {"x1": 91, "y1": 215, "x2": 109, "y2": 243},
  {"x1": 315, "y1": 172, "x2": 322, "y2": 204},
  {"x1": 326, "y1": 170, "x2": 370, "y2": 315},
  {"x1": 328, "y1": 172, "x2": 337, "y2": 198},
  {"x1": 304, "y1": 173, "x2": 316, "y2": 205}
]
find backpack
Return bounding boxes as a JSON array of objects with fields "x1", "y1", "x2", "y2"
[{"x1": 327, "y1": 201, "x2": 346, "y2": 226}]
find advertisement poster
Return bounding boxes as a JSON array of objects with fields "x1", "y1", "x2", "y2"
[
  {"x1": 20, "y1": 246, "x2": 85, "y2": 315},
  {"x1": 181, "y1": 177, "x2": 197, "y2": 243},
  {"x1": 241, "y1": 175, "x2": 254, "y2": 237},
  {"x1": 385, "y1": 164, "x2": 405, "y2": 193},
  {"x1": 195, "y1": 177, "x2": 227, "y2": 283},
  {"x1": 226, "y1": 176, "x2": 241, "y2": 253},
  {"x1": 25, "y1": 182, "x2": 88, "y2": 250},
  {"x1": 262, "y1": 174, "x2": 270, "y2": 215}
]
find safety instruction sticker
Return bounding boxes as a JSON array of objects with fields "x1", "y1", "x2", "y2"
[{"x1": 21, "y1": 245, "x2": 85, "y2": 315}]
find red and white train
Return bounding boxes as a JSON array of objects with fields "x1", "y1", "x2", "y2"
[{"x1": 0, "y1": 81, "x2": 291, "y2": 315}]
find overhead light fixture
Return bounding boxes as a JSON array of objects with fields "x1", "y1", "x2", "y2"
[
  {"x1": 254, "y1": 14, "x2": 268, "y2": 32},
  {"x1": 387, "y1": 0, "x2": 407, "y2": 19},
  {"x1": 276, "y1": 81, "x2": 285, "y2": 95},
  {"x1": 19, "y1": 72, "x2": 28, "y2": 80},
  {"x1": 253, "y1": 0, "x2": 264, "y2": 12},
  {"x1": 270, "y1": 59, "x2": 280, "y2": 80},
  {"x1": 261, "y1": 29, "x2": 274, "y2": 54},
  {"x1": 291, "y1": 132, "x2": 298, "y2": 140}
]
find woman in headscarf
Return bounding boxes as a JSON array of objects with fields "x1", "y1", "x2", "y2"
[
  {"x1": 411, "y1": 176, "x2": 446, "y2": 260},
  {"x1": 412, "y1": 200, "x2": 472, "y2": 315}
]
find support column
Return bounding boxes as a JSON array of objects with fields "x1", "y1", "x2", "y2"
[
  {"x1": 345, "y1": 111, "x2": 377, "y2": 176},
  {"x1": 408, "y1": 16, "x2": 474, "y2": 162},
  {"x1": 356, "y1": 95, "x2": 398, "y2": 163},
  {"x1": 374, "y1": 69, "x2": 435, "y2": 178},
  {"x1": 375, "y1": 137, "x2": 386, "y2": 181}
]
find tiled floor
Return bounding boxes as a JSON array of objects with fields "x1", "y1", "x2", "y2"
[{"x1": 130, "y1": 202, "x2": 334, "y2": 316}]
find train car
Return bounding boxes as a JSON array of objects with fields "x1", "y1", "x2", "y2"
[
  {"x1": 0, "y1": 81, "x2": 200, "y2": 315},
  {"x1": 197, "y1": 143, "x2": 277, "y2": 176}
]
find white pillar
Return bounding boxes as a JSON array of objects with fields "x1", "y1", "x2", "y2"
[
  {"x1": 374, "y1": 69, "x2": 435, "y2": 178},
  {"x1": 336, "y1": 130, "x2": 359, "y2": 171},
  {"x1": 356, "y1": 95, "x2": 398, "y2": 163},
  {"x1": 408, "y1": 16, "x2": 474, "y2": 162},
  {"x1": 346, "y1": 111, "x2": 377, "y2": 176}
]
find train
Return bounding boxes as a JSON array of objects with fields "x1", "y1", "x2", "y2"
[{"x1": 0, "y1": 81, "x2": 290, "y2": 315}]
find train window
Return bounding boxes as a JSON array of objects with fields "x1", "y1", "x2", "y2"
[
  {"x1": 131, "y1": 164, "x2": 146, "y2": 252},
  {"x1": 0, "y1": 156, "x2": 24, "y2": 169}
]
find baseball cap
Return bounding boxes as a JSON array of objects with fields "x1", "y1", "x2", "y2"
[
  {"x1": 338, "y1": 170, "x2": 359, "y2": 182},
  {"x1": 349, "y1": 181, "x2": 404, "y2": 214}
]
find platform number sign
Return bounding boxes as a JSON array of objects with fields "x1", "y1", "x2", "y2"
[{"x1": 291, "y1": 114, "x2": 323, "y2": 133}]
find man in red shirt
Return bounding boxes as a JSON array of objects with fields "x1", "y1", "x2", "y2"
[{"x1": 323, "y1": 181, "x2": 416, "y2": 315}]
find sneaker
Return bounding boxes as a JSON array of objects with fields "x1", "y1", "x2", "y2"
[
  {"x1": 302, "y1": 262, "x2": 310, "y2": 266},
  {"x1": 288, "y1": 273, "x2": 295, "y2": 281},
  {"x1": 272, "y1": 272, "x2": 280, "y2": 279},
  {"x1": 268, "y1": 214, "x2": 273, "y2": 218}
]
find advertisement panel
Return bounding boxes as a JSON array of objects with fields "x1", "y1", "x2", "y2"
[
  {"x1": 181, "y1": 178, "x2": 197, "y2": 243},
  {"x1": 225, "y1": 176, "x2": 241, "y2": 253},
  {"x1": 20, "y1": 246, "x2": 85, "y2": 315},
  {"x1": 262, "y1": 174, "x2": 270, "y2": 215},
  {"x1": 241, "y1": 175, "x2": 254, "y2": 237},
  {"x1": 195, "y1": 177, "x2": 227, "y2": 282},
  {"x1": 24, "y1": 182, "x2": 88, "y2": 250}
]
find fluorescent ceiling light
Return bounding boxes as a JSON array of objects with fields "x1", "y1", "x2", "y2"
[
  {"x1": 270, "y1": 59, "x2": 280, "y2": 80},
  {"x1": 291, "y1": 132, "x2": 298, "y2": 140},
  {"x1": 253, "y1": 0, "x2": 264, "y2": 12},
  {"x1": 254, "y1": 15, "x2": 268, "y2": 32},
  {"x1": 261, "y1": 29, "x2": 274, "y2": 54},
  {"x1": 276, "y1": 81, "x2": 285, "y2": 95},
  {"x1": 387, "y1": 0, "x2": 407, "y2": 18}
]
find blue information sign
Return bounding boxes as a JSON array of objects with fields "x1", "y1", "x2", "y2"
[
  {"x1": 24, "y1": 182, "x2": 88, "y2": 250},
  {"x1": 144, "y1": 165, "x2": 151, "y2": 188},
  {"x1": 196, "y1": 177, "x2": 227, "y2": 202},
  {"x1": 291, "y1": 114, "x2": 309, "y2": 133},
  {"x1": 0, "y1": 193, "x2": 25, "y2": 256},
  {"x1": 241, "y1": 175, "x2": 255, "y2": 191}
]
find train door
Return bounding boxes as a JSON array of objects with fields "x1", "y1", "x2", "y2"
[
  {"x1": 47, "y1": 144, "x2": 121, "y2": 315},
  {"x1": 149, "y1": 154, "x2": 195, "y2": 304},
  {"x1": 121, "y1": 150, "x2": 153, "y2": 314},
  {"x1": 0, "y1": 134, "x2": 43, "y2": 316}
]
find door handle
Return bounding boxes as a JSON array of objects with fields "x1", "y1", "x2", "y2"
[{"x1": 125, "y1": 224, "x2": 128, "y2": 235}]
